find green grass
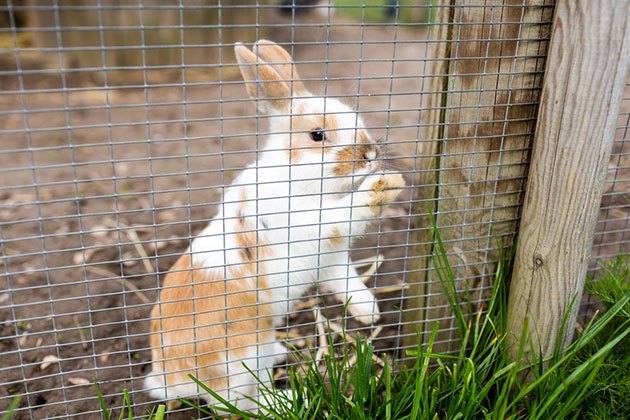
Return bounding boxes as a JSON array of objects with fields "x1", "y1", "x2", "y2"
[
  {"x1": 574, "y1": 256, "x2": 630, "y2": 419},
  {"x1": 94, "y1": 383, "x2": 165, "y2": 420},
  {"x1": 2, "y1": 396, "x2": 20, "y2": 420},
  {"x1": 585, "y1": 255, "x2": 630, "y2": 319},
  {"x1": 85, "y1": 229, "x2": 629, "y2": 419},
  {"x1": 180, "y1": 223, "x2": 629, "y2": 419},
  {"x1": 334, "y1": 0, "x2": 434, "y2": 24}
]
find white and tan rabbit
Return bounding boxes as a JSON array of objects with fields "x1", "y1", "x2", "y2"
[{"x1": 145, "y1": 40, "x2": 405, "y2": 410}]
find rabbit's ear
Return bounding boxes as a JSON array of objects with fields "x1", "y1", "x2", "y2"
[
  {"x1": 235, "y1": 42, "x2": 292, "y2": 115},
  {"x1": 253, "y1": 40, "x2": 307, "y2": 96}
]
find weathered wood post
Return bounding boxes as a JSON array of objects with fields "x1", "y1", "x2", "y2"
[
  {"x1": 506, "y1": 0, "x2": 630, "y2": 361},
  {"x1": 405, "y1": 0, "x2": 553, "y2": 352}
]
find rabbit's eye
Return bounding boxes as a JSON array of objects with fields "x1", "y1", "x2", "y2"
[{"x1": 310, "y1": 129, "x2": 325, "y2": 142}]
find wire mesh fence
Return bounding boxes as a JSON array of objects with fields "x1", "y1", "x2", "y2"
[
  {"x1": 581, "y1": 76, "x2": 630, "y2": 320},
  {"x1": 0, "y1": 1, "x2": 626, "y2": 418},
  {"x1": 592, "y1": 78, "x2": 630, "y2": 267}
]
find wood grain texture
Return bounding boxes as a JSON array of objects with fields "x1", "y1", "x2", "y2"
[
  {"x1": 405, "y1": 0, "x2": 553, "y2": 352},
  {"x1": 506, "y1": 0, "x2": 630, "y2": 360}
]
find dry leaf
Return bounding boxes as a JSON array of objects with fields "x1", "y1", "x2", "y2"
[
  {"x1": 122, "y1": 251, "x2": 138, "y2": 267},
  {"x1": 353, "y1": 254, "x2": 384, "y2": 269},
  {"x1": 72, "y1": 251, "x2": 83, "y2": 265},
  {"x1": 90, "y1": 224, "x2": 110, "y2": 240},
  {"x1": 375, "y1": 284, "x2": 409, "y2": 294},
  {"x1": 292, "y1": 298, "x2": 317, "y2": 311},
  {"x1": 167, "y1": 400, "x2": 183, "y2": 411},
  {"x1": 276, "y1": 329, "x2": 303, "y2": 340},
  {"x1": 380, "y1": 207, "x2": 407, "y2": 217},
  {"x1": 370, "y1": 326, "x2": 384, "y2": 340},
  {"x1": 40, "y1": 355, "x2": 60, "y2": 370},
  {"x1": 73, "y1": 248, "x2": 97, "y2": 265},
  {"x1": 146, "y1": 239, "x2": 171, "y2": 253},
  {"x1": 68, "y1": 377, "x2": 91, "y2": 386},
  {"x1": 99, "y1": 351, "x2": 111, "y2": 362}
]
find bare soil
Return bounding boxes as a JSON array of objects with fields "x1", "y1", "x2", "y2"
[
  {"x1": 1, "y1": 12, "x2": 627, "y2": 419},
  {"x1": 0, "y1": 17, "x2": 431, "y2": 418}
]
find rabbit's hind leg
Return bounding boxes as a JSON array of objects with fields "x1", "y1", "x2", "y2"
[{"x1": 222, "y1": 345, "x2": 278, "y2": 413}]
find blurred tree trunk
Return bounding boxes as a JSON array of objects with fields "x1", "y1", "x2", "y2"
[{"x1": 27, "y1": 0, "x2": 263, "y2": 74}]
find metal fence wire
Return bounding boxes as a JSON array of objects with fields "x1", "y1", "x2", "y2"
[
  {"x1": 0, "y1": 1, "x2": 627, "y2": 418},
  {"x1": 592, "y1": 79, "x2": 630, "y2": 268}
]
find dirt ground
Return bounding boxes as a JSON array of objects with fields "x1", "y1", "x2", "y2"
[
  {"x1": 1, "y1": 12, "x2": 628, "y2": 419},
  {"x1": 0, "y1": 16, "x2": 433, "y2": 418}
]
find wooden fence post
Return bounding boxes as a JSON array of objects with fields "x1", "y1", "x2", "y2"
[
  {"x1": 506, "y1": 0, "x2": 630, "y2": 361},
  {"x1": 405, "y1": 0, "x2": 553, "y2": 352}
]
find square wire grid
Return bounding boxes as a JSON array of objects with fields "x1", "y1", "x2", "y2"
[
  {"x1": 591, "y1": 78, "x2": 630, "y2": 267},
  {"x1": 582, "y1": 77, "x2": 630, "y2": 320},
  {"x1": 1, "y1": 1, "x2": 621, "y2": 418}
]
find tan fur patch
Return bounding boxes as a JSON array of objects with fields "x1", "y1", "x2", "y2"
[
  {"x1": 253, "y1": 40, "x2": 307, "y2": 96},
  {"x1": 333, "y1": 144, "x2": 370, "y2": 176},
  {"x1": 290, "y1": 143, "x2": 301, "y2": 163},
  {"x1": 323, "y1": 115, "x2": 338, "y2": 131},
  {"x1": 234, "y1": 216, "x2": 271, "y2": 278},
  {"x1": 327, "y1": 227, "x2": 345, "y2": 247},
  {"x1": 291, "y1": 104, "x2": 332, "y2": 136},
  {"x1": 235, "y1": 229, "x2": 260, "y2": 262},
  {"x1": 236, "y1": 44, "x2": 291, "y2": 113},
  {"x1": 253, "y1": 69, "x2": 291, "y2": 111},
  {"x1": 149, "y1": 254, "x2": 274, "y2": 392}
]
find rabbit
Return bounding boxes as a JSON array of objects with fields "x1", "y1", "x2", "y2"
[{"x1": 144, "y1": 40, "x2": 405, "y2": 411}]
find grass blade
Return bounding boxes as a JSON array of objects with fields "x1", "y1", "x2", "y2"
[
  {"x1": 94, "y1": 382, "x2": 112, "y2": 420},
  {"x1": 153, "y1": 404, "x2": 166, "y2": 420},
  {"x1": 2, "y1": 396, "x2": 21, "y2": 420}
]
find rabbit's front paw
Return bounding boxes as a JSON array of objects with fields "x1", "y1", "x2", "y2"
[
  {"x1": 363, "y1": 173, "x2": 405, "y2": 210},
  {"x1": 347, "y1": 296, "x2": 381, "y2": 325}
]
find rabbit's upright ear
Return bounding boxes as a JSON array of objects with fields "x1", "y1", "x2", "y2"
[
  {"x1": 235, "y1": 42, "x2": 300, "y2": 115},
  {"x1": 253, "y1": 40, "x2": 306, "y2": 96}
]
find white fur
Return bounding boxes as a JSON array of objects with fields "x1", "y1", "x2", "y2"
[
  {"x1": 190, "y1": 96, "x2": 383, "y2": 323},
  {"x1": 145, "y1": 41, "x2": 404, "y2": 412}
]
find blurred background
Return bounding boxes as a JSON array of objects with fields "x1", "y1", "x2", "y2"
[
  {"x1": 1, "y1": 1, "x2": 434, "y2": 417},
  {"x1": 1, "y1": 1, "x2": 628, "y2": 418}
]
